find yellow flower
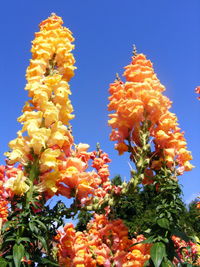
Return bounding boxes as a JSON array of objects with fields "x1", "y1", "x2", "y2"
[
  {"x1": 4, "y1": 170, "x2": 29, "y2": 195},
  {"x1": 96, "y1": 255, "x2": 105, "y2": 265},
  {"x1": 39, "y1": 171, "x2": 61, "y2": 196},
  {"x1": 5, "y1": 136, "x2": 30, "y2": 165},
  {"x1": 42, "y1": 101, "x2": 59, "y2": 127},
  {"x1": 40, "y1": 148, "x2": 61, "y2": 172},
  {"x1": 29, "y1": 128, "x2": 51, "y2": 154},
  {"x1": 47, "y1": 121, "x2": 73, "y2": 148}
]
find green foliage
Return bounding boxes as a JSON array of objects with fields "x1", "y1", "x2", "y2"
[
  {"x1": 76, "y1": 174, "x2": 200, "y2": 266},
  {"x1": 0, "y1": 197, "x2": 68, "y2": 266},
  {"x1": 185, "y1": 200, "x2": 200, "y2": 237},
  {"x1": 75, "y1": 210, "x2": 93, "y2": 232},
  {"x1": 111, "y1": 175, "x2": 123, "y2": 186}
]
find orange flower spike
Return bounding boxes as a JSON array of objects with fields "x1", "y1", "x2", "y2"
[
  {"x1": 108, "y1": 51, "x2": 194, "y2": 175},
  {"x1": 108, "y1": 53, "x2": 168, "y2": 148}
]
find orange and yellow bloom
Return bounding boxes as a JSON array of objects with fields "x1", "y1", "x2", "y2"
[
  {"x1": 56, "y1": 214, "x2": 151, "y2": 267},
  {"x1": 108, "y1": 53, "x2": 193, "y2": 176},
  {"x1": 4, "y1": 14, "x2": 76, "y2": 198}
]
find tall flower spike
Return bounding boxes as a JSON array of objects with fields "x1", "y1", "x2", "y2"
[
  {"x1": 108, "y1": 52, "x2": 194, "y2": 176},
  {"x1": 5, "y1": 14, "x2": 76, "y2": 197}
]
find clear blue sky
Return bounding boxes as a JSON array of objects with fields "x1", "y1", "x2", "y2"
[{"x1": 0, "y1": 0, "x2": 200, "y2": 204}]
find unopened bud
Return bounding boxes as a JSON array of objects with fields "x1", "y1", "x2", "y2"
[
  {"x1": 93, "y1": 197, "x2": 99, "y2": 204},
  {"x1": 93, "y1": 203, "x2": 99, "y2": 210},
  {"x1": 130, "y1": 169, "x2": 136, "y2": 177},
  {"x1": 143, "y1": 144, "x2": 150, "y2": 151},
  {"x1": 143, "y1": 158, "x2": 150, "y2": 165}
]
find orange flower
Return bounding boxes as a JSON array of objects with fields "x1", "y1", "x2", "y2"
[{"x1": 0, "y1": 166, "x2": 8, "y2": 223}]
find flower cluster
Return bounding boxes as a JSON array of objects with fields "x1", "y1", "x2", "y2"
[
  {"x1": 4, "y1": 164, "x2": 30, "y2": 197},
  {"x1": 84, "y1": 149, "x2": 122, "y2": 211},
  {"x1": 3, "y1": 14, "x2": 117, "y2": 205},
  {"x1": 172, "y1": 235, "x2": 200, "y2": 265},
  {"x1": 0, "y1": 166, "x2": 8, "y2": 224},
  {"x1": 56, "y1": 214, "x2": 151, "y2": 266},
  {"x1": 48, "y1": 143, "x2": 102, "y2": 200},
  {"x1": 108, "y1": 53, "x2": 193, "y2": 176}
]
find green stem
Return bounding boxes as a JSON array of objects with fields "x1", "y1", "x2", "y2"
[
  {"x1": 126, "y1": 120, "x2": 151, "y2": 192},
  {"x1": 25, "y1": 157, "x2": 39, "y2": 210}
]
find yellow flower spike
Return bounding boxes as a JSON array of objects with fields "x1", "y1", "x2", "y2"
[{"x1": 5, "y1": 14, "x2": 76, "y2": 197}]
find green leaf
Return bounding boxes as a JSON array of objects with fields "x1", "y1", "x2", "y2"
[
  {"x1": 33, "y1": 219, "x2": 47, "y2": 230},
  {"x1": 157, "y1": 218, "x2": 170, "y2": 230},
  {"x1": 17, "y1": 237, "x2": 31, "y2": 243},
  {"x1": 161, "y1": 258, "x2": 173, "y2": 267},
  {"x1": 150, "y1": 242, "x2": 166, "y2": 267},
  {"x1": 130, "y1": 236, "x2": 155, "y2": 248},
  {"x1": 144, "y1": 228, "x2": 151, "y2": 234},
  {"x1": 0, "y1": 257, "x2": 8, "y2": 267},
  {"x1": 37, "y1": 236, "x2": 48, "y2": 251},
  {"x1": 41, "y1": 258, "x2": 59, "y2": 266},
  {"x1": 143, "y1": 260, "x2": 150, "y2": 267},
  {"x1": 5, "y1": 255, "x2": 13, "y2": 260},
  {"x1": 28, "y1": 222, "x2": 38, "y2": 234},
  {"x1": 4, "y1": 237, "x2": 16, "y2": 242},
  {"x1": 13, "y1": 244, "x2": 25, "y2": 267}
]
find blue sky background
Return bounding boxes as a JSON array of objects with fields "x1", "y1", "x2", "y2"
[{"x1": 0, "y1": 0, "x2": 200, "y2": 205}]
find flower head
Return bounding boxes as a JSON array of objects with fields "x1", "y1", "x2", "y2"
[{"x1": 108, "y1": 52, "x2": 194, "y2": 176}]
